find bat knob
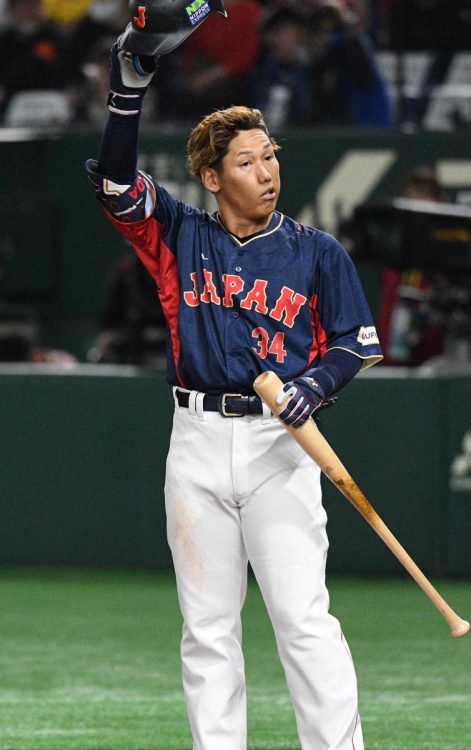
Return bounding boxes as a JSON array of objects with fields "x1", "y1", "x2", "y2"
[{"x1": 451, "y1": 619, "x2": 470, "y2": 638}]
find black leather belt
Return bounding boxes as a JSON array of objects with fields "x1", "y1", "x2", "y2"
[{"x1": 176, "y1": 389, "x2": 264, "y2": 417}]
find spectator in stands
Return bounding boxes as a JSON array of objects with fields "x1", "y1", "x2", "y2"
[
  {"x1": 176, "y1": 0, "x2": 263, "y2": 121},
  {"x1": 42, "y1": 0, "x2": 93, "y2": 27},
  {"x1": 63, "y1": 1, "x2": 136, "y2": 122},
  {"x1": 0, "y1": 0, "x2": 73, "y2": 122},
  {"x1": 0, "y1": 318, "x2": 77, "y2": 365},
  {"x1": 0, "y1": 321, "x2": 36, "y2": 362},
  {"x1": 89, "y1": 253, "x2": 167, "y2": 367},
  {"x1": 397, "y1": 165, "x2": 447, "y2": 203},
  {"x1": 248, "y1": 7, "x2": 311, "y2": 129},
  {"x1": 74, "y1": 35, "x2": 113, "y2": 125},
  {"x1": 63, "y1": 0, "x2": 129, "y2": 71},
  {"x1": 307, "y1": 0, "x2": 393, "y2": 127},
  {"x1": 365, "y1": 0, "x2": 391, "y2": 46},
  {"x1": 377, "y1": 165, "x2": 448, "y2": 366},
  {"x1": 387, "y1": 0, "x2": 471, "y2": 129},
  {"x1": 67, "y1": 1, "x2": 170, "y2": 125}
]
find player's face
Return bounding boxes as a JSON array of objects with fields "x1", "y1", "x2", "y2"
[{"x1": 202, "y1": 129, "x2": 281, "y2": 235}]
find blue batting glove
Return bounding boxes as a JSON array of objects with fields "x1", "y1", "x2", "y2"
[{"x1": 275, "y1": 376, "x2": 326, "y2": 428}]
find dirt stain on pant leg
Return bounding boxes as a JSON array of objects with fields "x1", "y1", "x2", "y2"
[{"x1": 173, "y1": 499, "x2": 204, "y2": 588}]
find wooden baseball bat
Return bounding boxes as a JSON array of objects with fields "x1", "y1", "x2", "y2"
[{"x1": 253, "y1": 370, "x2": 470, "y2": 639}]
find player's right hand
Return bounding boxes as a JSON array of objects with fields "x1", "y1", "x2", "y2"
[
  {"x1": 107, "y1": 41, "x2": 159, "y2": 115},
  {"x1": 110, "y1": 41, "x2": 158, "y2": 93}
]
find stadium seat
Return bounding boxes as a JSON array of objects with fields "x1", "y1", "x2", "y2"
[{"x1": 4, "y1": 90, "x2": 71, "y2": 128}]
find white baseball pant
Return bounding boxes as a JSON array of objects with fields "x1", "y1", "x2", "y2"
[{"x1": 164, "y1": 391, "x2": 364, "y2": 750}]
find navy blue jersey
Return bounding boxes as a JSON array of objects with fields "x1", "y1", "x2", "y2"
[{"x1": 97, "y1": 175, "x2": 382, "y2": 392}]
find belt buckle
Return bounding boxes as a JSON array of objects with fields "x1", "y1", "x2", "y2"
[{"x1": 218, "y1": 392, "x2": 244, "y2": 417}]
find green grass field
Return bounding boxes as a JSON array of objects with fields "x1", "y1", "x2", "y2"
[{"x1": 0, "y1": 569, "x2": 469, "y2": 750}]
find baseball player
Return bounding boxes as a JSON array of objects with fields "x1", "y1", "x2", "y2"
[{"x1": 86, "y1": 5, "x2": 382, "y2": 747}]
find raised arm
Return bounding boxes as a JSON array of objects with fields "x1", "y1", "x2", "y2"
[{"x1": 85, "y1": 42, "x2": 158, "y2": 223}]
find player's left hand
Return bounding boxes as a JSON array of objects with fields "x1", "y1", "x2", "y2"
[{"x1": 276, "y1": 376, "x2": 326, "y2": 428}]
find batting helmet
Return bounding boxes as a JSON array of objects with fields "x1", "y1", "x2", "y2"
[{"x1": 119, "y1": 0, "x2": 227, "y2": 57}]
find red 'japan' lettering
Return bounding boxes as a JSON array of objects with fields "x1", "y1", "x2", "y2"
[
  {"x1": 183, "y1": 272, "x2": 200, "y2": 307},
  {"x1": 240, "y1": 279, "x2": 268, "y2": 314},
  {"x1": 269, "y1": 286, "x2": 307, "y2": 328},
  {"x1": 183, "y1": 272, "x2": 305, "y2": 330},
  {"x1": 200, "y1": 270, "x2": 221, "y2": 305},
  {"x1": 223, "y1": 274, "x2": 244, "y2": 307}
]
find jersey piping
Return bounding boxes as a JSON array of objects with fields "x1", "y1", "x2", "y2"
[
  {"x1": 216, "y1": 211, "x2": 284, "y2": 246},
  {"x1": 327, "y1": 346, "x2": 383, "y2": 369}
]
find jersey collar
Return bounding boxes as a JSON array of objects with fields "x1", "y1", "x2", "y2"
[{"x1": 216, "y1": 211, "x2": 284, "y2": 247}]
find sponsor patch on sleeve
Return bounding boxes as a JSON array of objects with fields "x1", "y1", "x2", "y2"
[{"x1": 357, "y1": 325, "x2": 380, "y2": 346}]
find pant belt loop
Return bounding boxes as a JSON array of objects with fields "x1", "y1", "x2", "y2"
[
  {"x1": 188, "y1": 390, "x2": 198, "y2": 416},
  {"x1": 261, "y1": 401, "x2": 272, "y2": 424},
  {"x1": 195, "y1": 392, "x2": 205, "y2": 421}
]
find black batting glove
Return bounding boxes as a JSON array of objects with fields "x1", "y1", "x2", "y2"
[{"x1": 276, "y1": 376, "x2": 326, "y2": 428}]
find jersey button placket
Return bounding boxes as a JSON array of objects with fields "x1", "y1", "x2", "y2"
[{"x1": 224, "y1": 252, "x2": 240, "y2": 369}]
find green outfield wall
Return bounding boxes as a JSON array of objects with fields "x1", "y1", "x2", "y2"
[
  {"x1": 1, "y1": 367, "x2": 470, "y2": 575},
  {"x1": 1, "y1": 129, "x2": 471, "y2": 358}
]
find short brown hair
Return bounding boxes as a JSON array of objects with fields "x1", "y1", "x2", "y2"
[{"x1": 187, "y1": 106, "x2": 280, "y2": 181}]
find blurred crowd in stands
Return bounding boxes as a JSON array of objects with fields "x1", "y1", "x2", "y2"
[
  {"x1": 1, "y1": 0, "x2": 470, "y2": 370},
  {"x1": 1, "y1": 0, "x2": 470, "y2": 130}
]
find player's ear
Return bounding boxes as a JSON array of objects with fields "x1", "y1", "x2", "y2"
[{"x1": 201, "y1": 167, "x2": 221, "y2": 194}]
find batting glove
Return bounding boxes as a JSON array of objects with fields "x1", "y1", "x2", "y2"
[
  {"x1": 276, "y1": 376, "x2": 326, "y2": 428},
  {"x1": 108, "y1": 41, "x2": 158, "y2": 115}
]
